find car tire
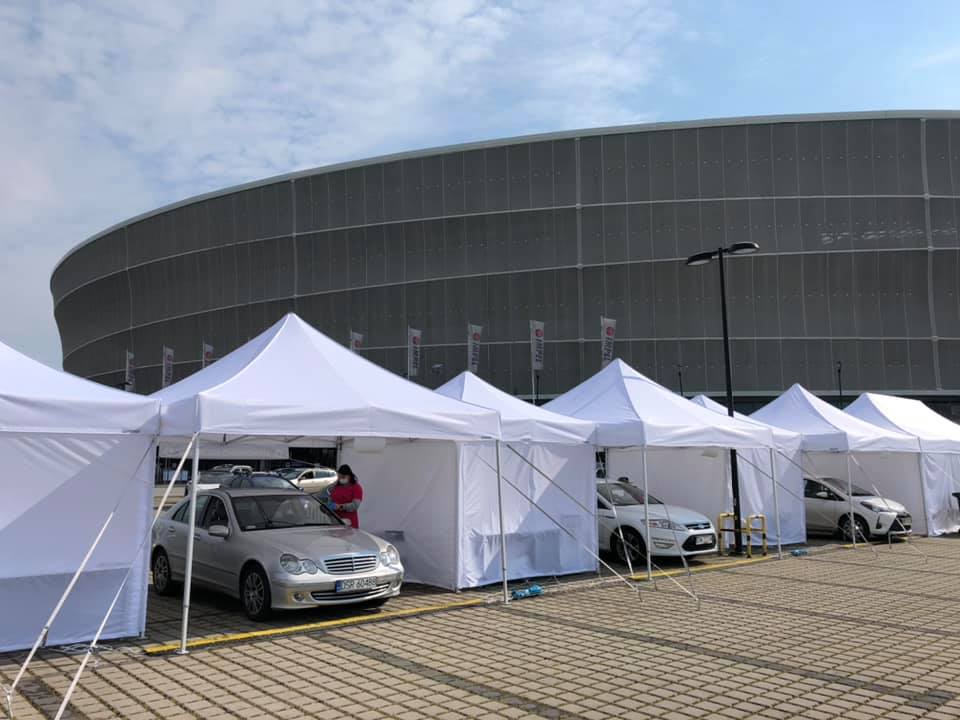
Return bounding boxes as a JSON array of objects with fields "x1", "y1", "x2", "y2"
[
  {"x1": 152, "y1": 549, "x2": 177, "y2": 596},
  {"x1": 612, "y1": 528, "x2": 646, "y2": 565},
  {"x1": 240, "y1": 565, "x2": 272, "y2": 621},
  {"x1": 838, "y1": 514, "x2": 871, "y2": 543}
]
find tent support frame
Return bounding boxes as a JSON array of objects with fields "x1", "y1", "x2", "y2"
[
  {"x1": 4, "y1": 435, "x2": 165, "y2": 720},
  {"x1": 178, "y1": 438, "x2": 202, "y2": 654},
  {"x1": 494, "y1": 441, "x2": 509, "y2": 604},
  {"x1": 51, "y1": 434, "x2": 197, "y2": 719}
]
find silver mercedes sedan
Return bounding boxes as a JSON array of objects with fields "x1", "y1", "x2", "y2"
[{"x1": 151, "y1": 488, "x2": 404, "y2": 620}]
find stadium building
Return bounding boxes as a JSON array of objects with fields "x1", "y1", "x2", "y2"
[{"x1": 51, "y1": 111, "x2": 960, "y2": 413}]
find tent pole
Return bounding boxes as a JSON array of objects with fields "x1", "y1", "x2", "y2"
[
  {"x1": 915, "y1": 442, "x2": 930, "y2": 537},
  {"x1": 641, "y1": 448, "x2": 652, "y2": 582},
  {"x1": 495, "y1": 440, "x2": 509, "y2": 604},
  {"x1": 769, "y1": 448, "x2": 783, "y2": 559},
  {"x1": 5, "y1": 436, "x2": 164, "y2": 714},
  {"x1": 179, "y1": 438, "x2": 201, "y2": 654},
  {"x1": 845, "y1": 454, "x2": 856, "y2": 548}
]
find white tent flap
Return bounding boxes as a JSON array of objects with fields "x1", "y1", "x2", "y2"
[{"x1": 0, "y1": 341, "x2": 159, "y2": 652}]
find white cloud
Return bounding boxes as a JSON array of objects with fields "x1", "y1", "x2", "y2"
[{"x1": 0, "y1": 0, "x2": 682, "y2": 367}]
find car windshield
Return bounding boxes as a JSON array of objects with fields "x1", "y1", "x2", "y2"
[
  {"x1": 246, "y1": 474, "x2": 295, "y2": 489},
  {"x1": 277, "y1": 469, "x2": 302, "y2": 480},
  {"x1": 598, "y1": 483, "x2": 662, "y2": 506},
  {"x1": 231, "y1": 494, "x2": 340, "y2": 531},
  {"x1": 822, "y1": 478, "x2": 872, "y2": 496}
]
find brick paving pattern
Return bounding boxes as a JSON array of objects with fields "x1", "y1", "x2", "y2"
[{"x1": 3, "y1": 537, "x2": 960, "y2": 719}]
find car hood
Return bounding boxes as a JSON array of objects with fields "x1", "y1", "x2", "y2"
[
  {"x1": 612, "y1": 504, "x2": 711, "y2": 527},
  {"x1": 857, "y1": 496, "x2": 908, "y2": 514},
  {"x1": 249, "y1": 527, "x2": 385, "y2": 559}
]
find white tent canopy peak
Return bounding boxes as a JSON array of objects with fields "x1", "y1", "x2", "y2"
[
  {"x1": 544, "y1": 359, "x2": 774, "y2": 449},
  {"x1": 435, "y1": 371, "x2": 596, "y2": 445}
]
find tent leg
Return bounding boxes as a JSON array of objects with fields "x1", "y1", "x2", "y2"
[
  {"x1": 845, "y1": 454, "x2": 857, "y2": 549},
  {"x1": 769, "y1": 448, "x2": 783, "y2": 560},
  {"x1": 179, "y1": 438, "x2": 201, "y2": 654},
  {"x1": 495, "y1": 441, "x2": 509, "y2": 604},
  {"x1": 642, "y1": 448, "x2": 652, "y2": 583},
  {"x1": 915, "y1": 447, "x2": 930, "y2": 537}
]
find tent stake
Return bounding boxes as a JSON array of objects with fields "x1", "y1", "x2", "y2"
[{"x1": 179, "y1": 437, "x2": 202, "y2": 653}]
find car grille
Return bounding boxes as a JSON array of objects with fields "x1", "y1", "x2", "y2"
[
  {"x1": 323, "y1": 555, "x2": 378, "y2": 574},
  {"x1": 682, "y1": 534, "x2": 716, "y2": 551},
  {"x1": 311, "y1": 583, "x2": 390, "y2": 601},
  {"x1": 685, "y1": 522, "x2": 712, "y2": 530}
]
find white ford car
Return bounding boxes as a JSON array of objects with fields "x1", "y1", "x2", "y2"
[
  {"x1": 597, "y1": 481, "x2": 717, "y2": 562},
  {"x1": 804, "y1": 477, "x2": 911, "y2": 541}
]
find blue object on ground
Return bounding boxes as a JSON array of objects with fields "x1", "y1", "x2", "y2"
[
  {"x1": 790, "y1": 548, "x2": 809, "y2": 557},
  {"x1": 511, "y1": 584, "x2": 544, "y2": 600}
]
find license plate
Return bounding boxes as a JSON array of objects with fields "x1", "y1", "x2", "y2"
[
  {"x1": 335, "y1": 577, "x2": 378, "y2": 593},
  {"x1": 695, "y1": 535, "x2": 713, "y2": 546}
]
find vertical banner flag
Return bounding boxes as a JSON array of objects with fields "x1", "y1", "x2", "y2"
[
  {"x1": 530, "y1": 320, "x2": 545, "y2": 372},
  {"x1": 350, "y1": 331, "x2": 364, "y2": 353},
  {"x1": 467, "y1": 324, "x2": 482, "y2": 374},
  {"x1": 161, "y1": 346, "x2": 175, "y2": 388},
  {"x1": 201, "y1": 342, "x2": 214, "y2": 369},
  {"x1": 600, "y1": 317, "x2": 617, "y2": 368},
  {"x1": 124, "y1": 351, "x2": 135, "y2": 392},
  {"x1": 407, "y1": 327, "x2": 422, "y2": 378}
]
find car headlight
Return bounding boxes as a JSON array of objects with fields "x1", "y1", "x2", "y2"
[
  {"x1": 280, "y1": 553, "x2": 303, "y2": 575},
  {"x1": 647, "y1": 519, "x2": 686, "y2": 531},
  {"x1": 861, "y1": 501, "x2": 892, "y2": 513},
  {"x1": 380, "y1": 544, "x2": 400, "y2": 567},
  {"x1": 300, "y1": 559, "x2": 318, "y2": 574}
]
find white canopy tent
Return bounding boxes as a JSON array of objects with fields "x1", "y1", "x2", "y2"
[
  {"x1": 151, "y1": 314, "x2": 503, "y2": 615},
  {"x1": 690, "y1": 395, "x2": 806, "y2": 545},
  {"x1": 752, "y1": 384, "x2": 923, "y2": 534},
  {"x1": 545, "y1": 360, "x2": 776, "y2": 565},
  {"x1": 0, "y1": 341, "x2": 160, "y2": 653},
  {"x1": 427, "y1": 371, "x2": 598, "y2": 587},
  {"x1": 846, "y1": 393, "x2": 960, "y2": 535}
]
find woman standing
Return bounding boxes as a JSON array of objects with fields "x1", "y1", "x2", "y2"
[{"x1": 328, "y1": 464, "x2": 363, "y2": 528}]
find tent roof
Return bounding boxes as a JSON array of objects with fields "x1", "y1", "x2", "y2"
[
  {"x1": 690, "y1": 394, "x2": 802, "y2": 452},
  {"x1": 152, "y1": 314, "x2": 501, "y2": 441},
  {"x1": 543, "y1": 360, "x2": 773, "y2": 449},
  {"x1": 751, "y1": 384, "x2": 919, "y2": 453},
  {"x1": 435, "y1": 371, "x2": 596, "y2": 444},
  {"x1": 0, "y1": 341, "x2": 159, "y2": 435},
  {"x1": 845, "y1": 393, "x2": 960, "y2": 454}
]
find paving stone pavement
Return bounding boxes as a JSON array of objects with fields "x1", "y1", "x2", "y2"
[{"x1": 3, "y1": 537, "x2": 960, "y2": 719}]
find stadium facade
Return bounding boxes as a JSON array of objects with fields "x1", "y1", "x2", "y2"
[{"x1": 52, "y1": 111, "x2": 960, "y2": 413}]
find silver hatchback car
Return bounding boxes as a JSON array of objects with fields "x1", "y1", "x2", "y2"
[{"x1": 151, "y1": 488, "x2": 404, "y2": 619}]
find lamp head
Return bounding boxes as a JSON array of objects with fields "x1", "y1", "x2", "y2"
[
  {"x1": 685, "y1": 250, "x2": 718, "y2": 267},
  {"x1": 728, "y1": 241, "x2": 759, "y2": 255}
]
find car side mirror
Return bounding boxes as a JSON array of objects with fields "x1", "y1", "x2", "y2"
[
  {"x1": 815, "y1": 491, "x2": 829, "y2": 499},
  {"x1": 208, "y1": 524, "x2": 230, "y2": 538}
]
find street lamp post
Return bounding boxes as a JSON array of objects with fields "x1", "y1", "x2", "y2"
[
  {"x1": 686, "y1": 241, "x2": 759, "y2": 556},
  {"x1": 836, "y1": 361, "x2": 844, "y2": 408}
]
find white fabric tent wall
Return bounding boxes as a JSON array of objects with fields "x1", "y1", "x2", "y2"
[
  {"x1": 846, "y1": 393, "x2": 960, "y2": 535},
  {"x1": 690, "y1": 395, "x2": 806, "y2": 545},
  {"x1": 607, "y1": 446, "x2": 731, "y2": 530},
  {"x1": 342, "y1": 439, "x2": 596, "y2": 590},
  {"x1": 0, "y1": 342, "x2": 159, "y2": 653}
]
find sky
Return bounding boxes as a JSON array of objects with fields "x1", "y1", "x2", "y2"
[{"x1": 2, "y1": 0, "x2": 960, "y2": 368}]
